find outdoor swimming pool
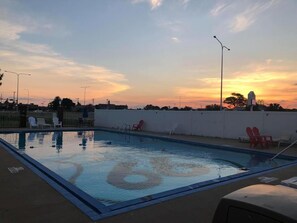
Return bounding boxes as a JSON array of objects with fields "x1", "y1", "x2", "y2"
[{"x1": 0, "y1": 130, "x2": 295, "y2": 220}]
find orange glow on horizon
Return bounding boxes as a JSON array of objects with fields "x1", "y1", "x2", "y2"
[{"x1": 2, "y1": 66, "x2": 297, "y2": 109}]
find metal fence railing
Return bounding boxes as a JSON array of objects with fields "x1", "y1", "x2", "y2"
[
  {"x1": 0, "y1": 111, "x2": 20, "y2": 128},
  {"x1": 0, "y1": 111, "x2": 94, "y2": 128}
]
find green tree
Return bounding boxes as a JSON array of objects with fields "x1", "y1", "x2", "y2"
[
  {"x1": 61, "y1": 98, "x2": 75, "y2": 111},
  {"x1": 48, "y1": 96, "x2": 61, "y2": 110},
  {"x1": 161, "y1": 106, "x2": 169, "y2": 110},
  {"x1": 205, "y1": 104, "x2": 220, "y2": 110},
  {"x1": 181, "y1": 106, "x2": 192, "y2": 111},
  {"x1": 144, "y1": 104, "x2": 160, "y2": 110},
  {"x1": 224, "y1": 93, "x2": 247, "y2": 108},
  {"x1": 267, "y1": 103, "x2": 284, "y2": 111},
  {"x1": 171, "y1": 107, "x2": 179, "y2": 111}
]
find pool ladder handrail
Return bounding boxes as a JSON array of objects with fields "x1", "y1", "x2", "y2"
[
  {"x1": 121, "y1": 123, "x2": 131, "y2": 132},
  {"x1": 270, "y1": 139, "x2": 297, "y2": 161}
]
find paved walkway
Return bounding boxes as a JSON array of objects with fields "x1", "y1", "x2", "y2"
[{"x1": 1, "y1": 128, "x2": 297, "y2": 223}]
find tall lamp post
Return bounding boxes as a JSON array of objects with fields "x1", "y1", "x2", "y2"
[
  {"x1": 5, "y1": 70, "x2": 31, "y2": 110},
  {"x1": 213, "y1": 36, "x2": 230, "y2": 111}
]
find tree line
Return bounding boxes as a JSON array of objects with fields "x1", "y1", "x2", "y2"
[
  {"x1": 143, "y1": 92, "x2": 288, "y2": 111},
  {"x1": 0, "y1": 93, "x2": 291, "y2": 112},
  {"x1": 222, "y1": 92, "x2": 285, "y2": 111}
]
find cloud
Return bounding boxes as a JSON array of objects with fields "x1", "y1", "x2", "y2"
[
  {"x1": 157, "y1": 20, "x2": 182, "y2": 32},
  {"x1": 210, "y1": 0, "x2": 280, "y2": 33},
  {"x1": 0, "y1": 15, "x2": 130, "y2": 104},
  {"x1": 151, "y1": 0, "x2": 163, "y2": 9},
  {"x1": 1, "y1": 48, "x2": 131, "y2": 103},
  {"x1": 10, "y1": 41, "x2": 59, "y2": 56},
  {"x1": 179, "y1": 0, "x2": 190, "y2": 8},
  {"x1": 171, "y1": 37, "x2": 180, "y2": 43},
  {"x1": 132, "y1": 0, "x2": 190, "y2": 10},
  {"x1": 231, "y1": 0, "x2": 280, "y2": 32},
  {"x1": 230, "y1": 15, "x2": 254, "y2": 32},
  {"x1": 0, "y1": 20, "x2": 26, "y2": 40},
  {"x1": 0, "y1": 19, "x2": 56, "y2": 56},
  {"x1": 131, "y1": 0, "x2": 163, "y2": 10},
  {"x1": 210, "y1": 2, "x2": 231, "y2": 17},
  {"x1": 157, "y1": 20, "x2": 183, "y2": 43},
  {"x1": 175, "y1": 59, "x2": 297, "y2": 107}
]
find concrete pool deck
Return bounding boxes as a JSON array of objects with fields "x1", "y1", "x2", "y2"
[{"x1": 1, "y1": 128, "x2": 297, "y2": 223}]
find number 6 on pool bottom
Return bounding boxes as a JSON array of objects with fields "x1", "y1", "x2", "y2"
[{"x1": 106, "y1": 158, "x2": 210, "y2": 190}]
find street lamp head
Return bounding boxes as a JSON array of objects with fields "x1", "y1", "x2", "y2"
[
  {"x1": 213, "y1": 35, "x2": 217, "y2": 38},
  {"x1": 5, "y1": 70, "x2": 31, "y2": 76},
  {"x1": 223, "y1": 46, "x2": 230, "y2": 51}
]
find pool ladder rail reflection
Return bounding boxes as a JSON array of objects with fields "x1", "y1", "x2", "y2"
[
  {"x1": 121, "y1": 124, "x2": 131, "y2": 133},
  {"x1": 271, "y1": 139, "x2": 297, "y2": 161}
]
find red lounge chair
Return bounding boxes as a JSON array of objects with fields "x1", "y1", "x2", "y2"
[
  {"x1": 246, "y1": 127, "x2": 258, "y2": 148},
  {"x1": 246, "y1": 127, "x2": 268, "y2": 148},
  {"x1": 132, "y1": 120, "x2": 144, "y2": 131},
  {"x1": 252, "y1": 127, "x2": 273, "y2": 148}
]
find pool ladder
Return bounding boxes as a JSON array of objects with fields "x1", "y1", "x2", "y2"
[
  {"x1": 122, "y1": 123, "x2": 131, "y2": 133},
  {"x1": 270, "y1": 139, "x2": 297, "y2": 161}
]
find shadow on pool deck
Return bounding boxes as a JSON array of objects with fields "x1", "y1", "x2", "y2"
[{"x1": 1, "y1": 128, "x2": 297, "y2": 223}]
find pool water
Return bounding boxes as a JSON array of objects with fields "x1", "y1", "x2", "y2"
[{"x1": 0, "y1": 131, "x2": 292, "y2": 206}]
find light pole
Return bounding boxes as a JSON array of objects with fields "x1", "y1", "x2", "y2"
[
  {"x1": 5, "y1": 70, "x2": 31, "y2": 110},
  {"x1": 81, "y1": 86, "x2": 90, "y2": 106},
  {"x1": 213, "y1": 36, "x2": 230, "y2": 111}
]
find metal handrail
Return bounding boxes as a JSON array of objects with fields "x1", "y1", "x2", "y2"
[{"x1": 270, "y1": 139, "x2": 297, "y2": 160}]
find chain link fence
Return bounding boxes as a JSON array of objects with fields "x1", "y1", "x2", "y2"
[{"x1": 0, "y1": 111, "x2": 94, "y2": 128}]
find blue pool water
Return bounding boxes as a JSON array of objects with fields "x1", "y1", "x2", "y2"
[{"x1": 0, "y1": 130, "x2": 295, "y2": 217}]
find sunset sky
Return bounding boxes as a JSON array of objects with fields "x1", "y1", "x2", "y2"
[{"x1": 0, "y1": 0, "x2": 297, "y2": 108}]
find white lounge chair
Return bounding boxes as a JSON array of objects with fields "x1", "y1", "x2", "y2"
[
  {"x1": 276, "y1": 135, "x2": 293, "y2": 148},
  {"x1": 53, "y1": 117, "x2": 62, "y2": 128},
  {"x1": 28, "y1": 116, "x2": 38, "y2": 128},
  {"x1": 169, "y1": 123, "x2": 179, "y2": 135},
  {"x1": 37, "y1": 118, "x2": 51, "y2": 129}
]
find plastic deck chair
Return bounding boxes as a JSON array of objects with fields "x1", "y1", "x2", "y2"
[
  {"x1": 28, "y1": 116, "x2": 38, "y2": 128},
  {"x1": 252, "y1": 127, "x2": 273, "y2": 148},
  {"x1": 277, "y1": 134, "x2": 293, "y2": 148},
  {"x1": 246, "y1": 127, "x2": 258, "y2": 148},
  {"x1": 37, "y1": 118, "x2": 51, "y2": 129},
  {"x1": 132, "y1": 120, "x2": 144, "y2": 131},
  {"x1": 52, "y1": 117, "x2": 62, "y2": 128}
]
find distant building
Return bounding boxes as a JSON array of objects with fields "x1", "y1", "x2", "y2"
[{"x1": 95, "y1": 100, "x2": 128, "y2": 110}]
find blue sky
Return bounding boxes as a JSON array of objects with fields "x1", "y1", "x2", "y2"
[{"x1": 1, "y1": 0, "x2": 297, "y2": 108}]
